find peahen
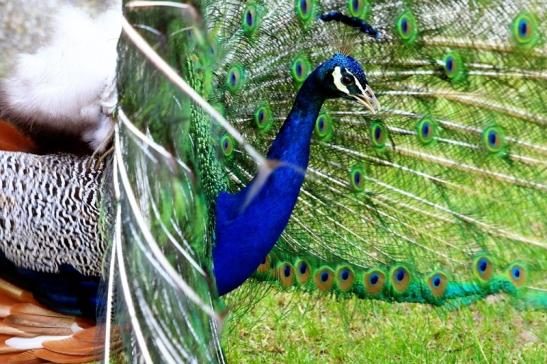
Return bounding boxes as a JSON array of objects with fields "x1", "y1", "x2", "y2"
[{"x1": 0, "y1": 0, "x2": 545, "y2": 362}]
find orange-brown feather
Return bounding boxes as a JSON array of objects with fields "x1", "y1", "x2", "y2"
[
  {"x1": 0, "y1": 278, "x2": 115, "y2": 363},
  {"x1": 1, "y1": 351, "x2": 46, "y2": 363},
  {"x1": 0, "y1": 120, "x2": 35, "y2": 153}
]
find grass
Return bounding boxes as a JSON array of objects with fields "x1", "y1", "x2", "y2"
[{"x1": 223, "y1": 284, "x2": 546, "y2": 363}]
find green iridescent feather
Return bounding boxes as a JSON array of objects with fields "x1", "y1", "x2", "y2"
[
  {"x1": 115, "y1": 0, "x2": 546, "y2": 362},
  {"x1": 196, "y1": 0, "x2": 546, "y2": 305}
]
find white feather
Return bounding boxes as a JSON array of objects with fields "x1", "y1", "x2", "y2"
[
  {"x1": 1, "y1": 4, "x2": 121, "y2": 151},
  {"x1": 6, "y1": 335, "x2": 70, "y2": 350}
]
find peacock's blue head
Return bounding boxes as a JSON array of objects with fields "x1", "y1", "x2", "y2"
[{"x1": 317, "y1": 53, "x2": 379, "y2": 113}]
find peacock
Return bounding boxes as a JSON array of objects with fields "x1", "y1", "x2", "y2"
[{"x1": 0, "y1": 0, "x2": 545, "y2": 362}]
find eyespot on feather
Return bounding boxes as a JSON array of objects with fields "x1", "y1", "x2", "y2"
[
  {"x1": 482, "y1": 126, "x2": 506, "y2": 154},
  {"x1": 347, "y1": 0, "x2": 370, "y2": 19},
  {"x1": 416, "y1": 117, "x2": 437, "y2": 145},
  {"x1": 443, "y1": 51, "x2": 466, "y2": 82},
  {"x1": 507, "y1": 262, "x2": 527, "y2": 288},
  {"x1": 220, "y1": 133, "x2": 235, "y2": 158},
  {"x1": 277, "y1": 262, "x2": 295, "y2": 287},
  {"x1": 349, "y1": 164, "x2": 366, "y2": 192},
  {"x1": 295, "y1": 0, "x2": 316, "y2": 24},
  {"x1": 295, "y1": 259, "x2": 311, "y2": 284},
  {"x1": 254, "y1": 102, "x2": 273, "y2": 131},
  {"x1": 390, "y1": 266, "x2": 411, "y2": 293},
  {"x1": 426, "y1": 272, "x2": 449, "y2": 298},
  {"x1": 313, "y1": 267, "x2": 334, "y2": 291},
  {"x1": 473, "y1": 255, "x2": 494, "y2": 281},
  {"x1": 242, "y1": 3, "x2": 260, "y2": 36},
  {"x1": 363, "y1": 269, "x2": 386, "y2": 294},
  {"x1": 396, "y1": 10, "x2": 418, "y2": 44},
  {"x1": 291, "y1": 55, "x2": 312, "y2": 84},
  {"x1": 335, "y1": 266, "x2": 354, "y2": 291},
  {"x1": 511, "y1": 12, "x2": 539, "y2": 48},
  {"x1": 314, "y1": 112, "x2": 334, "y2": 141},
  {"x1": 370, "y1": 121, "x2": 387, "y2": 148},
  {"x1": 226, "y1": 64, "x2": 245, "y2": 93}
]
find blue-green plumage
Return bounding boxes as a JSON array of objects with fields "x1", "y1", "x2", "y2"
[
  {"x1": 213, "y1": 53, "x2": 378, "y2": 294},
  {"x1": 0, "y1": 0, "x2": 545, "y2": 362},
  {"x1": 0, "y1": 251, "x2": 103, "y2": 317}
]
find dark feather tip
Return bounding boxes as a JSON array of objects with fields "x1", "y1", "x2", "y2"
[{"x1": 319, "y1": 11, "x2": 380, "y2": 40}]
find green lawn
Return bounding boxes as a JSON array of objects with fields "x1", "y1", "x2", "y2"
[{"x1": 223, "y1": 284, "x2": 546, "y2": 363}]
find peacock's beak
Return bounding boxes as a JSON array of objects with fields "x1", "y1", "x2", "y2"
[{"x1": 352, "y1": 85, "x2": 380, "y2": 114}]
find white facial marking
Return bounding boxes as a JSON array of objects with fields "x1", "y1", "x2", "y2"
[
  {"x1": 332, "y1": 66, "x2": 350, "y2": 95},
  {"x1": 346, "y1": 68, "x2": 366, "y2": 95}
]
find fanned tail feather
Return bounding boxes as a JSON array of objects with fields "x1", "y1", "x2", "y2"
[
  {"x1": 2, "y1": 0, "x2": 539, "y2": 361},
  {"x1": 198, "y1": 0, "x2": 546, "y2": 307},
  {"x1": 13, "y1": 0, "x2": 537, "y2": 361},
  {"x1": 112, "y1": 6, "x2": 227, "y2": 361}
]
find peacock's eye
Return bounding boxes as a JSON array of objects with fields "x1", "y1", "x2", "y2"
[
  {"x1": 342, "y1": 75, "x2": 353, "y2": 85},
  {"x1": 482, "y1": 126, "x2": 505, "y2": 154},
  {"x1": 508, "y1": 263, "x2": 527, "y2": 288},
  {"x1": 396, "y1": 10, "x2": 418, "y2": 43},
  {"x1": 511, "y1": 12, "x2": 538, "y2": 47},
  {"x1": 347, "y1": 0, "x2": 369, "y2": 18},
  {"x1": 427, "y1": 272, "x2": 449, "y2": 298}
]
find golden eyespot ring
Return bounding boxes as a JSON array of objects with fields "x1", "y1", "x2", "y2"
[
  {"x1": 313, "y1": 267, "x2": 334, "y2": 292},
  {"x1": 427, "y1": 272, "x2": 448, "y2": 298},
  {"x1": 335, "y1": 266, "x2": 354, "y2": 291},
  {"x1": 277, "y1": 262, "x2": 295, "y2": 287},
  {"x1": 364, "y1": 269, "x2": 385, "y2": 294},
  {"x1": 295, "y1": 259, "x2": 311, "y2": 284},
  {"x1": 474, "y1": 256, "x2": 493, "y2": 281},
  {"x1": 507, "y1": 263, "x2": 527, "y2": 288},
  {"x1": 390, "y1": 266, "x2": 410, "y2": 293}
]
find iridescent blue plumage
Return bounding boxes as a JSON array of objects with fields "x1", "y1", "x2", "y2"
[
  {"x1": 213, "y1": 53, "x2": 377, "y2": 295},
  {"x1": 0, "y1": 252, "x2": 103, "y2": 317},
  {"x1": 0, "y1": 1, "x2": 545, "y2": 362}
]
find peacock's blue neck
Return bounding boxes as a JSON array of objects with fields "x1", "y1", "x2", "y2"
[
  {"x1": 213, "y1": 71, "x2": 325, "y2": 295},
  {"x1": 266, "y1": 74, "x2": 325, "y2": 167}
]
